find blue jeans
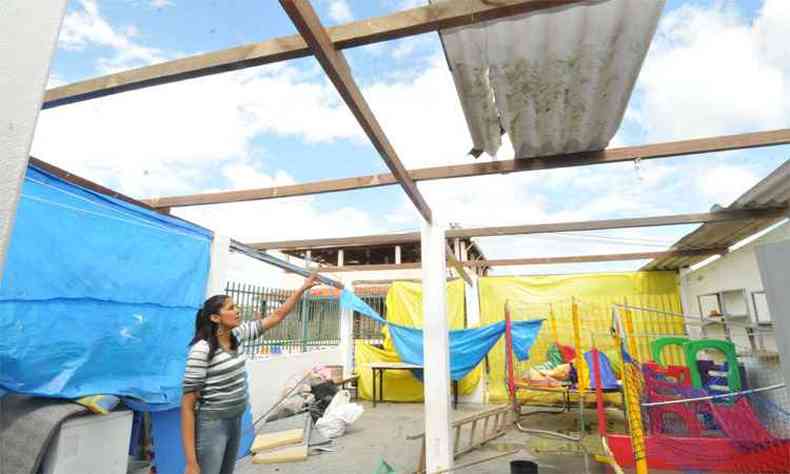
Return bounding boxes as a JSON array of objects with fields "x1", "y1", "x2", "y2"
[{"x1": 196, "y1": 412, "x2": 241, "y2": 474}]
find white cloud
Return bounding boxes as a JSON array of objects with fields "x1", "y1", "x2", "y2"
[
  {"x1": 635, "y1": 0, "x2": 790, "y2": 142},
  {"x1": 171, "y1": 164, "x2": 379, "y2": 244},
  {"x1": 698, "y1": 165, "x2": 761, "y2": 206},
  {"x1": 38, "y1": 0, "x2": 789, "y2": 277},
  {"x1": 150, "y1": 0, "x2": 174, "y2": 8},
  {"x1": 58, "y1": 0, "x2": 165, "y2": 71},
  {"x1": 33, "y1": 58, "x2": 369, "y2": 197},
  {"x1": 328, "y1": 0, "x2": 354, "y2": 23},
  {"x1": 398, "y1": 0, "x2": 424, "y2": 9}
]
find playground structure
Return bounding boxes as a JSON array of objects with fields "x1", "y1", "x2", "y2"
[
  {"x1": 602, "y1": 306, "x2": 790, "y2": 473},
  {"x1": 501, "y1": 299, "x2": 790, "y2": 473}
]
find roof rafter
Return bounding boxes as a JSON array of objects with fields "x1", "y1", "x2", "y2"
[
  {"x1": 280, "y1": 0, "x2": 432, "y2": 222},
  {"x1": 248, "y1": 207, "x2": 788, "y2": 251},
  {"x1": 43, "y1": 0, "x2": 582, "y2": 109},
  {"x1": 316, "y1": 248, "x2": 729, "y2": 272},
  {"x1": 144, "y1": 129, "x2": 790, "y2": 209}
]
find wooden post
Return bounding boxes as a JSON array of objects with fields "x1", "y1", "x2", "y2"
[
  {"x1": 0, "y1": 0, "x2": 69, "y2": 280},
  {"x1": 206, "y1": 234, "x2": 231, "y2": 297},
  {"x1": 421, "y1": 217, "x2": 453, "y2": 473},
  {"x1": 461, "y1": 274, "x2": 486, "y2": 404}
]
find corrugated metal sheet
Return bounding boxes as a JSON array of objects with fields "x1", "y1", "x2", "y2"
[
  {"x1": 642, "y1": 161, "x2": 790, "y2": 271},
  {"x1": 438, "y1": 0, "x2": 665, "y2": 158}
]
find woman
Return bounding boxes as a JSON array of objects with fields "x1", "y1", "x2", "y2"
[{"x1": 181, "y1": 274, "x2": 319, "y2": 474}]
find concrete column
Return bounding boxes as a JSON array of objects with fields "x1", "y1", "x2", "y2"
[
  {"x1": 205, "y1": 234, "x2": 231, "y2": 296},
  {"x1": 337, "y1": 249, "x2": 344, "y2": 267},
  {"x1": 460, "y1": 274, "x2": 487, "y2": 405},
  {"x1": 421, "y1": 218, "x2": 453, "y2": 473},
  {"x1": 395, "y1": 245, "x2": 402, "y2": 265},
  {"x1": 339, "y1": 276, "x2": 355, "y2": 378},
  {"x1": 0, "y1": 0, "x2": 68, "y2": 280},
  {"x1": 755, "y1": 240, "x2": 790, "y2": 385}
]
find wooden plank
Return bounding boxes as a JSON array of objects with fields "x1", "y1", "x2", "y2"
[
  {"x1": 43, "y1": 0, "x2": 581, "y2": 109},
  {"x1": 248, "y1": 208, "x2": 787, "y2": 251},
  {"x1": 252, "y1": 444, "x2": 308, "y2": 464},
  {"x1": 317, "y1": 248, "x2": 728, "y2": 272},
  {"x1": 251, "y1": 429, "x2": 304, "y2": 453},
  {"x1": 280, "y1": 0, "x2": 432, "y2": 222},
  {"x1": 446, "y1": 244, "x2": 474, "y2": 286},
  {"x1": 144, "y1": 129, "x2": 790, "y2": 208}
]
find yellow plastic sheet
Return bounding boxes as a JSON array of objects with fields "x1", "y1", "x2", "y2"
[
  {"x1": 479, "y1": 272, "x2": 684, "y2": 402},
  {"x1": 355, "y1": 280, "x2": 481, "y2": 401}
]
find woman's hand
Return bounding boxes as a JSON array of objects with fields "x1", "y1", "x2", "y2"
[
  {"x1": 301, "y1": 273, "x2": 320, "y2": 291},
  {"x1": 184, "y1": 462, "x2": 200, "y2": 474}
]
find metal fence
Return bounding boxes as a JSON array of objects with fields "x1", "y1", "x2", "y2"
[{"x1": 225, "y1": 282, "x2": 387, "y2": 358}]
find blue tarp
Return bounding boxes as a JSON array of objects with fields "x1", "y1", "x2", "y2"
[
  {"x1": 340, "y1": 289, "x2": 543, "y2": 380},
  {"x1": 584, "y1": 351, "x2": 619, "y2": 389},
  {"x1": 0, "y1": 165, "x2": 212, "y2": 409}
]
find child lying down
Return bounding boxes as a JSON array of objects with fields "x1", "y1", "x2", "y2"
[{"x1": 521, "y1": 363, "x2": 572, "y2": 387}]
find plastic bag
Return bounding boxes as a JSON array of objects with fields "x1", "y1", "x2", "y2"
[{"x1": 315, "y1": 390, "x2": 364, "y2": 439}]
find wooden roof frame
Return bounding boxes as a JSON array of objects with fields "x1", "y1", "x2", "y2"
[
  {"x1": 280, "y1": 0, "x2": 432, "y2": 222},
  {"x1": 144, "y1": 129, "x2": 790, "y2": 209},
  {"x1": 37, "y1": 0, "x2": 790, "y2": 271},
  {"x1": 315, "y1": 248, "x2": 729, "y2": 273},
  {"x1": 248, "y1": 207, "x2": 788, "y2": 250}
]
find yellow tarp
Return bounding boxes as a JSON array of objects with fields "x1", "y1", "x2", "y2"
[
  {"x1": 355, "y1": 280, "x2": 481, "y2": 401},
  {"x1": 479, "y1": 272, "x2": 685, "y2": 402}
]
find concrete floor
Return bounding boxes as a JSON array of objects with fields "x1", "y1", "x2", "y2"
[{"x1": 235, "y1": 402, "x2": 624, "y2": 474}]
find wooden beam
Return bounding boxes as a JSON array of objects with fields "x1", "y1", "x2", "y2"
[
  {"x1": 144, "y1": 129, "x2": 790, "y2": 208},
  {"x1": 248, "y1": 208, "x2": 788, "y2": 250},
  {"x1": 446, "y1": 244, "x2": 474, "y2": 286},
  {"x1": 43, "y1": 0, "x2": 582, "y2": 109},
  {"x1": 28, "y1": 157, "x2": 163, "y2": 212},
  {"x1": 279, "y1": 0, "x2": 432, "y2": 223},
  {"x1": 451, "y1": 208, "x2": 789, "y2": 238},
  {"x1": 317, "y1": 248, "x2": 728, "y2": 272}
]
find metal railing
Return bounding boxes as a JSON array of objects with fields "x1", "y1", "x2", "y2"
[{"x1": 224, "y1": 282, "x2": 386, "y2": 357}]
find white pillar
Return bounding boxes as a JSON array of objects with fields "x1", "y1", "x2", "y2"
[
  {"x1": 421, "y1": 218, "x2": 453, "y2": 473},
  {"x1": 0, "y1": 0, "x2": 68, "y2": 280},
  {"x1": 395, "y1": 245, "x2": 402, "y2": 265},
  {"x1": 460, "y1": 274, "x2": 487, "y2": 405},
  {"x1": 755, "y1": 240, "x2": 790, "y2": 385},
  {"x1": 339, "y1": 276, "x2": 354, "y2": 378},
  {"x1": 206, "y1": 234, "x2": 231, "y2": 296}
]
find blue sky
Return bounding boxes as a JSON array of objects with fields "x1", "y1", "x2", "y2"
[{"x1": 32, "y1": 0, "x2": 790, "y2": 277}]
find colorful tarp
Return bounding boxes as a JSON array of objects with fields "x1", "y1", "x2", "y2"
[
  {"x1": 381, "y1": 280, "x2": 481, "y2": 395},
  {"x1": 0, "y1": 165, "x2": 212, "y2": 409},
  {"x1": 341, "y1": 286, "x2": 543, "y2": 385},
  {"x1": 479, "y1": 272, "x2": 684, "y2": 401}
]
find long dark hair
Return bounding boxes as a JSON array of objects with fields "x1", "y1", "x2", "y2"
[{"x1": 190, "y1": 294, "x2": 239, "y2": 360}]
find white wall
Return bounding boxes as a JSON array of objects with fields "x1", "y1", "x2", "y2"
[
  {"x1": 246, "y1": 348, "x2": 342, "y2": 421},
  {"x1": 679, "y1": 221, "x2": 790, "y2": 352},
  {"x1": 0, "y1": 1, "x2": 68, "y2": 279}
]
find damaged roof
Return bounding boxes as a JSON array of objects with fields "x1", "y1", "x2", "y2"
[
  {"x1": 438, "y1": 0, "x2": 666, "y2": 158},
  {"x1": 642, "y1": 160, "x2": 790, "y2": 271}
]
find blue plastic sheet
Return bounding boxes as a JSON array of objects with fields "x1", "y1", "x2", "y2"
[
  {"x1": 0, "y1": 165, "x2": 212, "y2": 409},
  {"x1": 340, "y1": 290, "x2": 543, "y2": 380},
  {"x1": 584, "y1": 351, "x2": 619, "y2": 389}
]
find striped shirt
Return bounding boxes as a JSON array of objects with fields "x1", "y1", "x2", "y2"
[{"x1": 182, "y1": 321, "x2": 264, "y2": 418}]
